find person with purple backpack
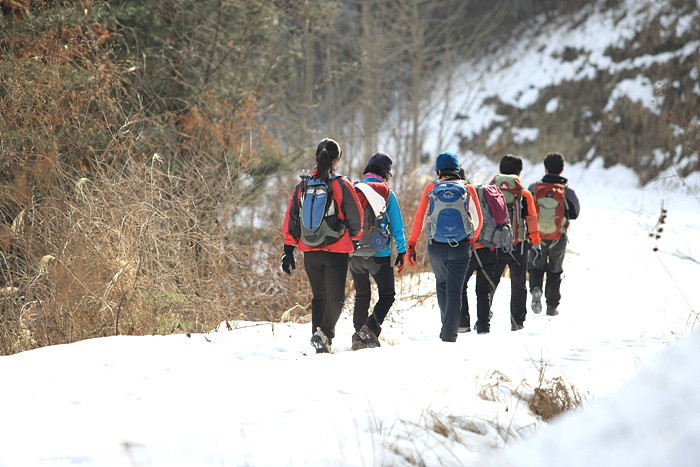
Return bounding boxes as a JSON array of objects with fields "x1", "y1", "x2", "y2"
[{"x1": 459, "y1": 170, "x2": 511, "y2": 335}]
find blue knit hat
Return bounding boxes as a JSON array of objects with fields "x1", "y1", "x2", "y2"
[
  {"x1": 367, "y1": 152, "x2": 393, "y2": 176},
  {"x1": 435, "y1": 152, "x2": 460, "y2": 173}
]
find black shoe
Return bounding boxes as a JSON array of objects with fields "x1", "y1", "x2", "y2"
[
  {"x1": 458, "y1": 326, "x2": 471, "y2": 333},
  {"x1": 359, "y1": 324, "x2": 381, "y2": 348},
  {"x1": 531, "y1": 287, "x2": 543, "y2": 314},
  {"x1": 351, "y1": 332, "x2": 367, "y2": 350},
  {"x1": 511, "y1": 323, "x2": 524, "y2": 331},
  {"x1": 310, "y1": 328, "x2": 333, "y2": 354},
  {"x1": 546, "y1": 306, "x2": 559, "y2": 316},
  {"x1": 477, "y1": 329, "x2": 490, "y2": 334}
]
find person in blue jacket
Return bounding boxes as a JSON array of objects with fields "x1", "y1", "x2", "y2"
[{"x1": 349, "y1": 152, "x2": 407, "y2": 350}]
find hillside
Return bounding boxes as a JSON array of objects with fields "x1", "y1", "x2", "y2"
[{"x1": 403, "y1": 0, "x2": 700, "y2": 186}]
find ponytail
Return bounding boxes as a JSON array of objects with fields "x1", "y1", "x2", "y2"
[{"x1": 315, "y1": 138, "x2": 341, "y2": 182}]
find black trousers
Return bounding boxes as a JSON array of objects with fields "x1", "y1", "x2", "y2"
[
  {"x1": 460, "y1": 248, "x2": 497, "y2": 333},
  {"x1": 303, "y1": 250, "x2": 349, "y2": 342},
  {"x1": 427, "y1": 241, "x2": 471, "y2": 342},
  {"x1": 492, "y1": 242, "x2": 529, "y2": 327},
  {"x1": 528, "y1": 234, "x2": 568, "y2": 308},
  {"x1": 349, "y1": 255, "x2": 395, "y2": 336}
]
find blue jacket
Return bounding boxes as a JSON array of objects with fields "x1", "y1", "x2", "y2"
[{"x1": 362, "y1": 174, "x2": 407, "y2": 257}]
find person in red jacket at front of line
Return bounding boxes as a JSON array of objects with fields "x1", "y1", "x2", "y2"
[
  {"x1": 406, "y1": 152, "x2": 483, "y2": 342},
  {"x1": 281, "y1": 138, "x2": 364, "y2": 354},
  {"x1": 489, "y1": 154, "x2": 542, "y2": 331}
]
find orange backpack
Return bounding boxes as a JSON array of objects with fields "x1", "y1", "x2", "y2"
[{"x1": 533, "y1": 182, "x2": 568, "y2": 241}]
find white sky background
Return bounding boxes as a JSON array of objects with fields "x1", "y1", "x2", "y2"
[{"x1": 3, "y1": 0, "x2": 700, "y2": 465}]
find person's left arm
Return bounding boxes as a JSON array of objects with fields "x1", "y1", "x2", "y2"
[
  {"x1": 338, "y1": 176, "x2": 364, "y2": 240},
  {"x1": 566, "y1": 187, "x2": 581, "y2": 220},
  {"x1": 386, "y1": 190, "x2": 406, "y2": 254},
  {"x1": 466, "y1": 184, "x2": 483, "y2": 240}
]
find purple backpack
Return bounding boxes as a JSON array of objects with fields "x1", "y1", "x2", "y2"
[{"x1": 475, "y1": 185, "x2": 514, "y2": 252}]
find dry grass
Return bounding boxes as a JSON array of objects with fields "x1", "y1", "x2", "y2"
[
  {"x1": 477, "y1": 370, "x2": 512, "y2": 403},
  {"x1": 526, "y1": 364, "x2": 585, "y2": 421},
  {"x1": 0, "y1": 157, "x2": 314, "y2": 355},
  {"x1": 0, "y1": 3, "x2": 309, "y2": 354}
]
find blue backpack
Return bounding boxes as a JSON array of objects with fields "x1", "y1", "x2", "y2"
[
  {"x1": 425, "y1": 180, "x2": 475, "y2": 246},
  {"x1": 299, "y1": 174, "x2": 346, "y2": 247}
]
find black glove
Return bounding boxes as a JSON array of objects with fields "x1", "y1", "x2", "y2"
[
  {"x1": 394, "y1": 252, "x2": 406, "y2": 274},
  {"x1": 281, "y1": 244, "x2": 296, "y2": 275},
  {"x1": 531, "y1": 244, "x2": 542, "y2": 267}
]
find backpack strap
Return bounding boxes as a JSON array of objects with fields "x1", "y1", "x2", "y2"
[{"x1": 355, "y1": 183, "x2": 387, "y2": 217}]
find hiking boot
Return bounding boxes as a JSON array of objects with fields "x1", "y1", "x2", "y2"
[
  {"x1": 531, "y1": 287, "x2": 543, "y2": 314},
  {"x1": 310, "y1": 328, "x2": 333, "y2": 354},
  {"x1": 458, "y1": 326, "x2": 471, "y2": 333},
  {"x1": 511, "y1": 323, "x2": 524, "y2": 331},
  {"x1": 546, "y1": 306, "x2": 559, "y2": 316},
  {"x1": 351, "y1": 332, "x2": 367, "y2": 351},
  {"x1": 477, "y1": 329, "x2": 490, "y2": 335},
  {"x1": 358, "y1": 325, "x2": 381, "y2": 348}
]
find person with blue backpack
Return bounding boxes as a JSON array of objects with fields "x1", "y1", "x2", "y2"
[
  {"x1": 406, "y1": 152, "x2": 483, "y2": 342},
  {"x1": 348, "y1": 153, "x2": 407, "y2": 350},
  {"x1": 281, "y1": 138, "x2": 364, "y2": 354}
]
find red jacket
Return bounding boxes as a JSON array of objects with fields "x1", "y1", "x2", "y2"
[{"x1": 283, "y1": 169, "x2": 364, "y2": 253}]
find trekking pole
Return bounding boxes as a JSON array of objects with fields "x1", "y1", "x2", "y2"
[{"x1": 472, "y1": 249, "x2": 497, "y2": 291}]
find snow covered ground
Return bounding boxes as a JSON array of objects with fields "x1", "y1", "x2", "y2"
[
  {"x1": 3, "y1": 0, "x2": 700, "y2": 464},
  {"x1": 1, "y1": 157, "x2": 699, "y2": 466}
]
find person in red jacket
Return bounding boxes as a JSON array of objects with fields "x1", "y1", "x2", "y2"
[
  {"x1": 406, "y1": 152, "x2": 483, "y2": 342},
  {"x1": 489, "y1": 155, "x2": 541, "y2": 331},
  {"x1": 281, "y1": 138, "x2": 364, "y2": 354}
]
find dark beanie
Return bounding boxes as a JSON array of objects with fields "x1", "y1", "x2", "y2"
[
  {"x1": 435, "y1": 152, "x2": 460, "y2": 173},
  {"x1": 367, "y1": 152, "x2": 393, "y2": 175}
]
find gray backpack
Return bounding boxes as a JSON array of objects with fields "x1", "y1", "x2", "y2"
[{"x1": 475, "y1": 184, "x2": 514, "y2": 253}]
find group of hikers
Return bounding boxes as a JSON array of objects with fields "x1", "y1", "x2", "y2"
[{"x1": 282, "y1": 138, "x2": 580, "y2": 354}]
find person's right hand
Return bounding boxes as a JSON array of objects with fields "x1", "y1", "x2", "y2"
[
  {"x1": 281, "y1": 244, "x2": 296, "y2": 275},
  {"x1": 407, "y1": 245, "x2": 417, "y2": 268}
]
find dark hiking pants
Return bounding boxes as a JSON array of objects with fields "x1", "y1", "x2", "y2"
[
  {"x1": 461, "y1": 247, "x2": 497, "y2": 333},
  {"x1": 493, "y1": 242, "x2": 529, "y2": 327},
  {"x1": 304, "y1": 250, "x2": 349, "y2": 342},
  {"x1": 528, "y1": 234, "x2": 568, "y2": 309},
  {"x1": 428, "y1": 241, "x2": 471, "y2": 342},
  {"x1": 349, "y1": 255, "x2": 395, "y2": 336}
]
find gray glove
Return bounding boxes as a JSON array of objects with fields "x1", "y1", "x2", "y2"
[{"x1": 531, "y1": 244, "x2": 542, "y2": 266}]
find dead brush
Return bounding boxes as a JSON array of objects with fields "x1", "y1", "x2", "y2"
[
  {"x1": 477, "y1": 370, "x2": 512, "y2": 403},
  {"x1": 0, "y1": 0, "x2": 312, "y2": 355},
  {"x1": 525, "y1": 364, "x2": 584, "y2": 421}
]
